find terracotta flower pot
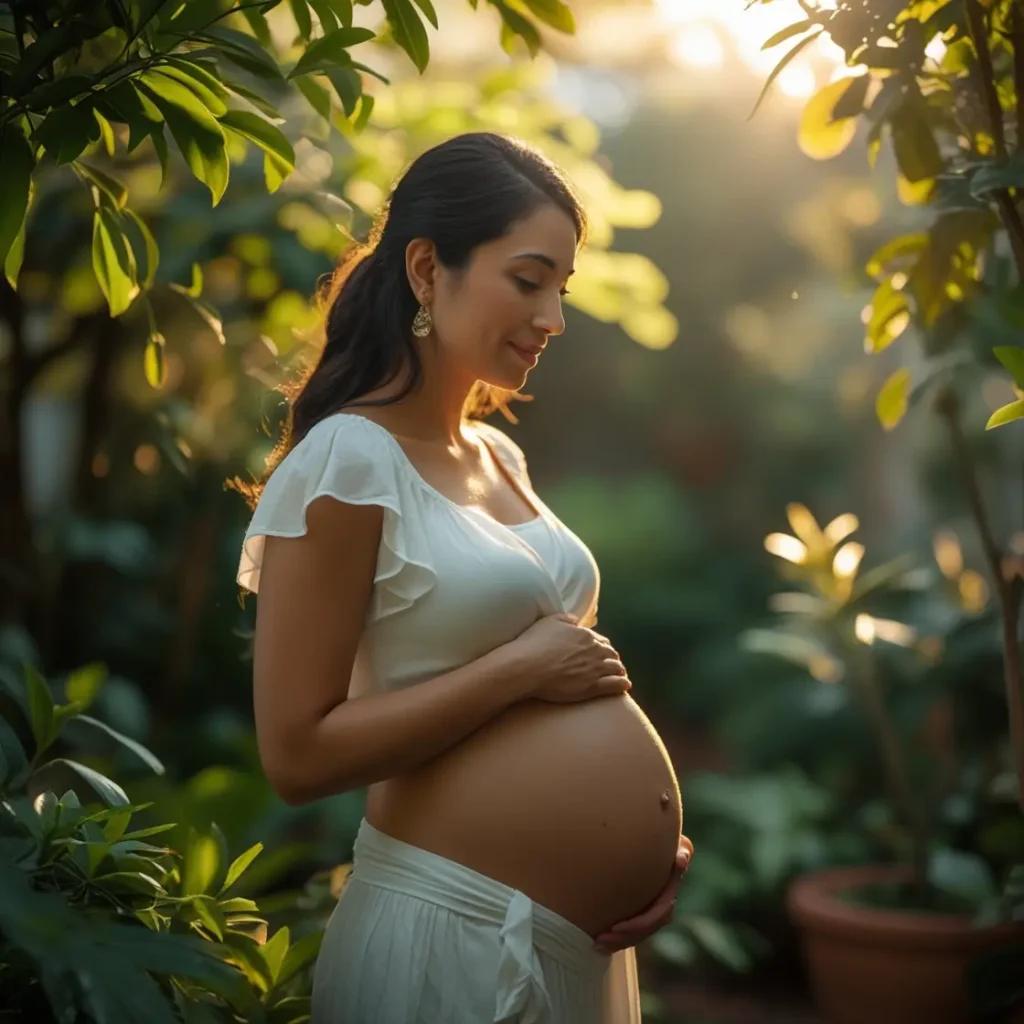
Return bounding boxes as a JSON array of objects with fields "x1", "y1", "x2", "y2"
[{"x1": 787, "y1": 864, "x2": 1024, "y2": 1024}]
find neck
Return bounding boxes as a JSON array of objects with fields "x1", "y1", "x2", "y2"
[{"x1": 362, "y1": 341, "x2": 476, "y2": 445}]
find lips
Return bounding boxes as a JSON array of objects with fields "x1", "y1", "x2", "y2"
[{"x1": 508, "y1": 341, "x2": 544, "y2": 363}]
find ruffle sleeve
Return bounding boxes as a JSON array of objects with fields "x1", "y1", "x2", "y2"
[{"x1": 236, "y1": 414, "x2": 437, "y2": 621}]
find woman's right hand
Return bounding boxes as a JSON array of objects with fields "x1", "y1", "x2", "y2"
[{"x1": 506, "y1": 613, "x2": 632, "y2": 704}]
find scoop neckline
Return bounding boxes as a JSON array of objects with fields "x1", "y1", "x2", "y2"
[{"x1": 335, "y1": 412, "x2": 546, "y2": 532}]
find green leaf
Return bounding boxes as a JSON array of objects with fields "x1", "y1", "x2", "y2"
[
  {"x1": 201, "y1": 27, "x2": 284, "y2": 79},
  {"x1": 288, "y1": 26, "x2": 376, "y2": 78},
  {"x1": 7, "y1": 22, "x2": 81, "y2": 97},
  {"x1": 124, "y1": 208, "x2": 159, "y2": 288},
  {"x1": 76, "y1": 714, "x2": 166, "y2": 775},
  {"x1": 994, "y1": 346, "x2": 1024, "y2": 385},
  {"x1": 761, "y1": 19, "x2": 813, "y2": 49},
  {"x1": 987, "y1": 400, "x2": 1024, "y2": 429},
  {"x1": 34, "y1": 100, "x2": 101, "y2": 164},
  {"x1": 191, "y1": 895, "x2": 226, "y2": 940},
  {"x1": 831, "y1": 73, "x2": 870, "y2": 121},
  {"x1": 23, "y1": 665, "x2": 54, "y2": 757},
  {"x1": 493, "y1": 0, "x2": 540, "y2": 56},
  {"x1": 94, "y1": 110, "x2": 116, "y2": 157},
  {"x1": 308, "y1": 0, "x2": 340, "y2": 29},
  {"x1": 352, "y1": 93, "x2": 374, "y2": 133},
  {"x1": 262, "y1": 926, "x2": 290, "y2": 985},
  {"x1": 152, "y1": 62, "x2": 229, "y2": 116},
  {"x1": 65, "y1": 663, "x2": 106, "y2": 709},
  {"x1": 219, "y1": 110, "x2": 296, "y2": 191},
  {"x1": 144, "y1": 331, "x2": 167, "y2": 388},
  {"x1": 103, "y1": 809, "x2": 133, "y2": 844},
  {"x1": 520, "y1": 0, "x2": 572, "y2": 34},
  {"x1": 0, "y1": 716, "x2": 29, "y2": 790},
  {"x1": 290, "y1": 0, "x2": 314, "y2": 39},
  {"x1": 0, "y1": 124, "x2": 33, "y2": 272},
  {"x1": 77, "y1": 163, "x2": 129, "y2": 209},
  {"x1": 221, "y1": 841, "x2": 264, "y2": 894},
  {"x1": 325, "y1": 67, "x2": 362, "y2": 116},
  {"x1": 876, "y1": 367, "x2": 912, "y2": 431},
  {"x1": 221, "y1": 75, "x2": 284, "y2": 118},
  {"x1": 183, "y1": 829, "x2": 222, "y2": 896},
  {"x1": 866, "y1": 232, "x2": 928, "y2": 279},
  {"x1": 277, "y1": 930, "x2": 323, "y2": 986},
  {"x1": 382, "y1": 0, "x2": 430, "y2": 72},
  {"x1": 23, "y1": 74, "x2": 97, "y2": 112},
  {"x1": 5, "y1": 216, "x2": 27, "y2": 289},
  {"x1": 326, "y1": 0, "x2": 354, "y2": 26},
  {"x1": 241, "y1": 5, "x2": 274, "y2": 43},
  {"x1": 891, "y1": 94, "x2": 943, "y2": 183},
  {"x1": 294, "y1": 75, "x2": 332, "y2": 120},
  {"x1": 30, "y1": 758, "x2": 129, "y2": 807},
  {"x1": 220, "y1": 896, "x2": 259, "y2": 912},
  {"x1": 748, "y1": 29, "x2": 822, "y2": 120},
  {"x1": 92, "y1": 207, "x2": 140, "y2": 316},
  {"x1": 969, "y1": 151, "x2": 1024, "y2": 198},
  {"x1": 139, "y1": 73, "x2": 229, "y2": 205}
]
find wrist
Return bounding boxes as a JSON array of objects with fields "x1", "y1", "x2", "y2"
[{"x1": 486, "y1": 640, "x2": 536, "y2": 705}]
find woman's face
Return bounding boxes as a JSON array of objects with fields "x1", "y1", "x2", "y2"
[{"x1": 413, "y1": 202, "x2": 578, "y2": 392}]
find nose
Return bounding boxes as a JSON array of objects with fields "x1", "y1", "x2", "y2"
[{"x1": 533, "y1": 292, "x2": 566, "y2": 337}]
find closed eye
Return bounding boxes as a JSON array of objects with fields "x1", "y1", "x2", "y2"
[{"x1": 515, "y1": 277, "x2": 570, "y2": 297}]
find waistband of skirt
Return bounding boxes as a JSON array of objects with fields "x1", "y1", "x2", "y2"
[{"x1": 348, "y1": 817, "x2": 605, "y2": 977}]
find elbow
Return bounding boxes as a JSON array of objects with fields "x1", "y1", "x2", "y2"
[
  {"x1": 260, "y1": 744, "x2": 320, "y2": 806},
  {"x1": 260, "y1": 737, "x2": 356, "y2": 806}
]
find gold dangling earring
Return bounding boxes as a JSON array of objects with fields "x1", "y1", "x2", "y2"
[{"x1": 411, "y1": 304, "x2": 432, "y2": 338}]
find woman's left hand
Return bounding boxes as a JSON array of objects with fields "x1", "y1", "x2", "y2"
[{"x1": 593, "y1": 835, "x2": 694, "y2": 956}]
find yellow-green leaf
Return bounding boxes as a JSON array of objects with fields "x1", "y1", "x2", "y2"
[
  {"x1": 986, "y1": 399, "x2": 1024, "y2": 429},
  {"x1": 124, "y1": 208, "x2": 159, "y2": 288},
  {"x1": 261, "y1": 926, "x2": 290, "y2": 985},
  {"x1": 798, "y1": 78, "x2": 860, "y2": 160},
  {"x1": 382, "y1": 0, "x2": 429, "y2": 72},
  {"x1": 182, "y1": 830, "x2": 221, "y2": 896},
  {"x1": 66, "y1": 663, "x2": 106, "y2": 709},
  {"x1": 865, "y1": 280, "x2": 910, "y2": 353},
  {"x1": 876, "y1": 367, "x2": 912, "y2": 430},
  {"x1": 144, "y1": 332, "x2": 167, "y2": 388},
  {"x1": 891, "y1": 95, "x2": 943, "y2": 182},
  {"x1": 91, "y1": 207, "x2": 139, "y2": 316},
  {"x1": 139, "y1": 73, "x2": 229, "y2": 205},
  {"x1": 220, "y1": 841, "x2": 263, "y2": 894},
  {"x1": 24, "y1": 664, "x2": 55, "y2": 755},
  {"x1": 994, "y1": 346, "x2": 1024, "y2": 386},
  {"x1": 0, "y1": 123, "x2": 34, "y2": 272},
  {"x1": 219, "y1": 110, "x2": 295, "y2": 192}
]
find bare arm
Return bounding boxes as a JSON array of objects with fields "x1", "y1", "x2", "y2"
[{"x1": 252, "y1": 494, "x2": 532, "y2": 806}]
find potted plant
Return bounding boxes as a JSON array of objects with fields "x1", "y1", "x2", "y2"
[{"x1": 745, "y1": 504, "x2": 1022, "y2": 1024}]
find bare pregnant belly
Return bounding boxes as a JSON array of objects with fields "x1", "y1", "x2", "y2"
[{"x1": 365, "y1": 693, "x2": 683, "y2": 936}]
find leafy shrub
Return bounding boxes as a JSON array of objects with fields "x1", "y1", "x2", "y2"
[{"x1": 0, "y1": 662, "x2": 325, "y2": 1023}]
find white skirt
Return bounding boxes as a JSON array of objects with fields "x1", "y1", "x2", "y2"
[{"x1": 311, "y1": 818, "x2": 643, "y2": 1024}]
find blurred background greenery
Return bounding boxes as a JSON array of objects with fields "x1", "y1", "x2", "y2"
[{"x1": 2, "y1": 0, "x2": 1023, "y2": 1020}]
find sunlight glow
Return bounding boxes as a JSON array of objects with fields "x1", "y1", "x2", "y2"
[
  {"x1": 832, "y1": 541, "x2": 865, "y2": 579},
  {"x1": 656, "y1": 0, "x2": 847, "y2": 96},
  {"x1": 670, "y1": 24, "x2": 725, "y2": 69},
  {"x1": 778, "y1": 64, "x2": 817, "y2": 98}
]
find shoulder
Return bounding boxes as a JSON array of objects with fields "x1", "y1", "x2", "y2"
[{"x1": 472, "y1": 418, "x2": 529, "y2": 480}]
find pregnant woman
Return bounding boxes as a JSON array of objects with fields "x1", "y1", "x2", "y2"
[{"x1": 237, "y1": 132, "x2": 692, "y2": 1023}]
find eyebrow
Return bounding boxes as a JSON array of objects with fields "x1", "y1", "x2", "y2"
[{"x1": 511, "y1": 252, "x2": 575, "y2": 276}]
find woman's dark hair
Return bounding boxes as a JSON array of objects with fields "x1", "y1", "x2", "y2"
[{"x1": 235, "y1": 132, "x2": 586, "y2": 509}]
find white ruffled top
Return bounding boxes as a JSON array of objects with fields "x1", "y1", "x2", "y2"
[{"x1": 237, "y1": 413, "x2": 600, "y2": 693}]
